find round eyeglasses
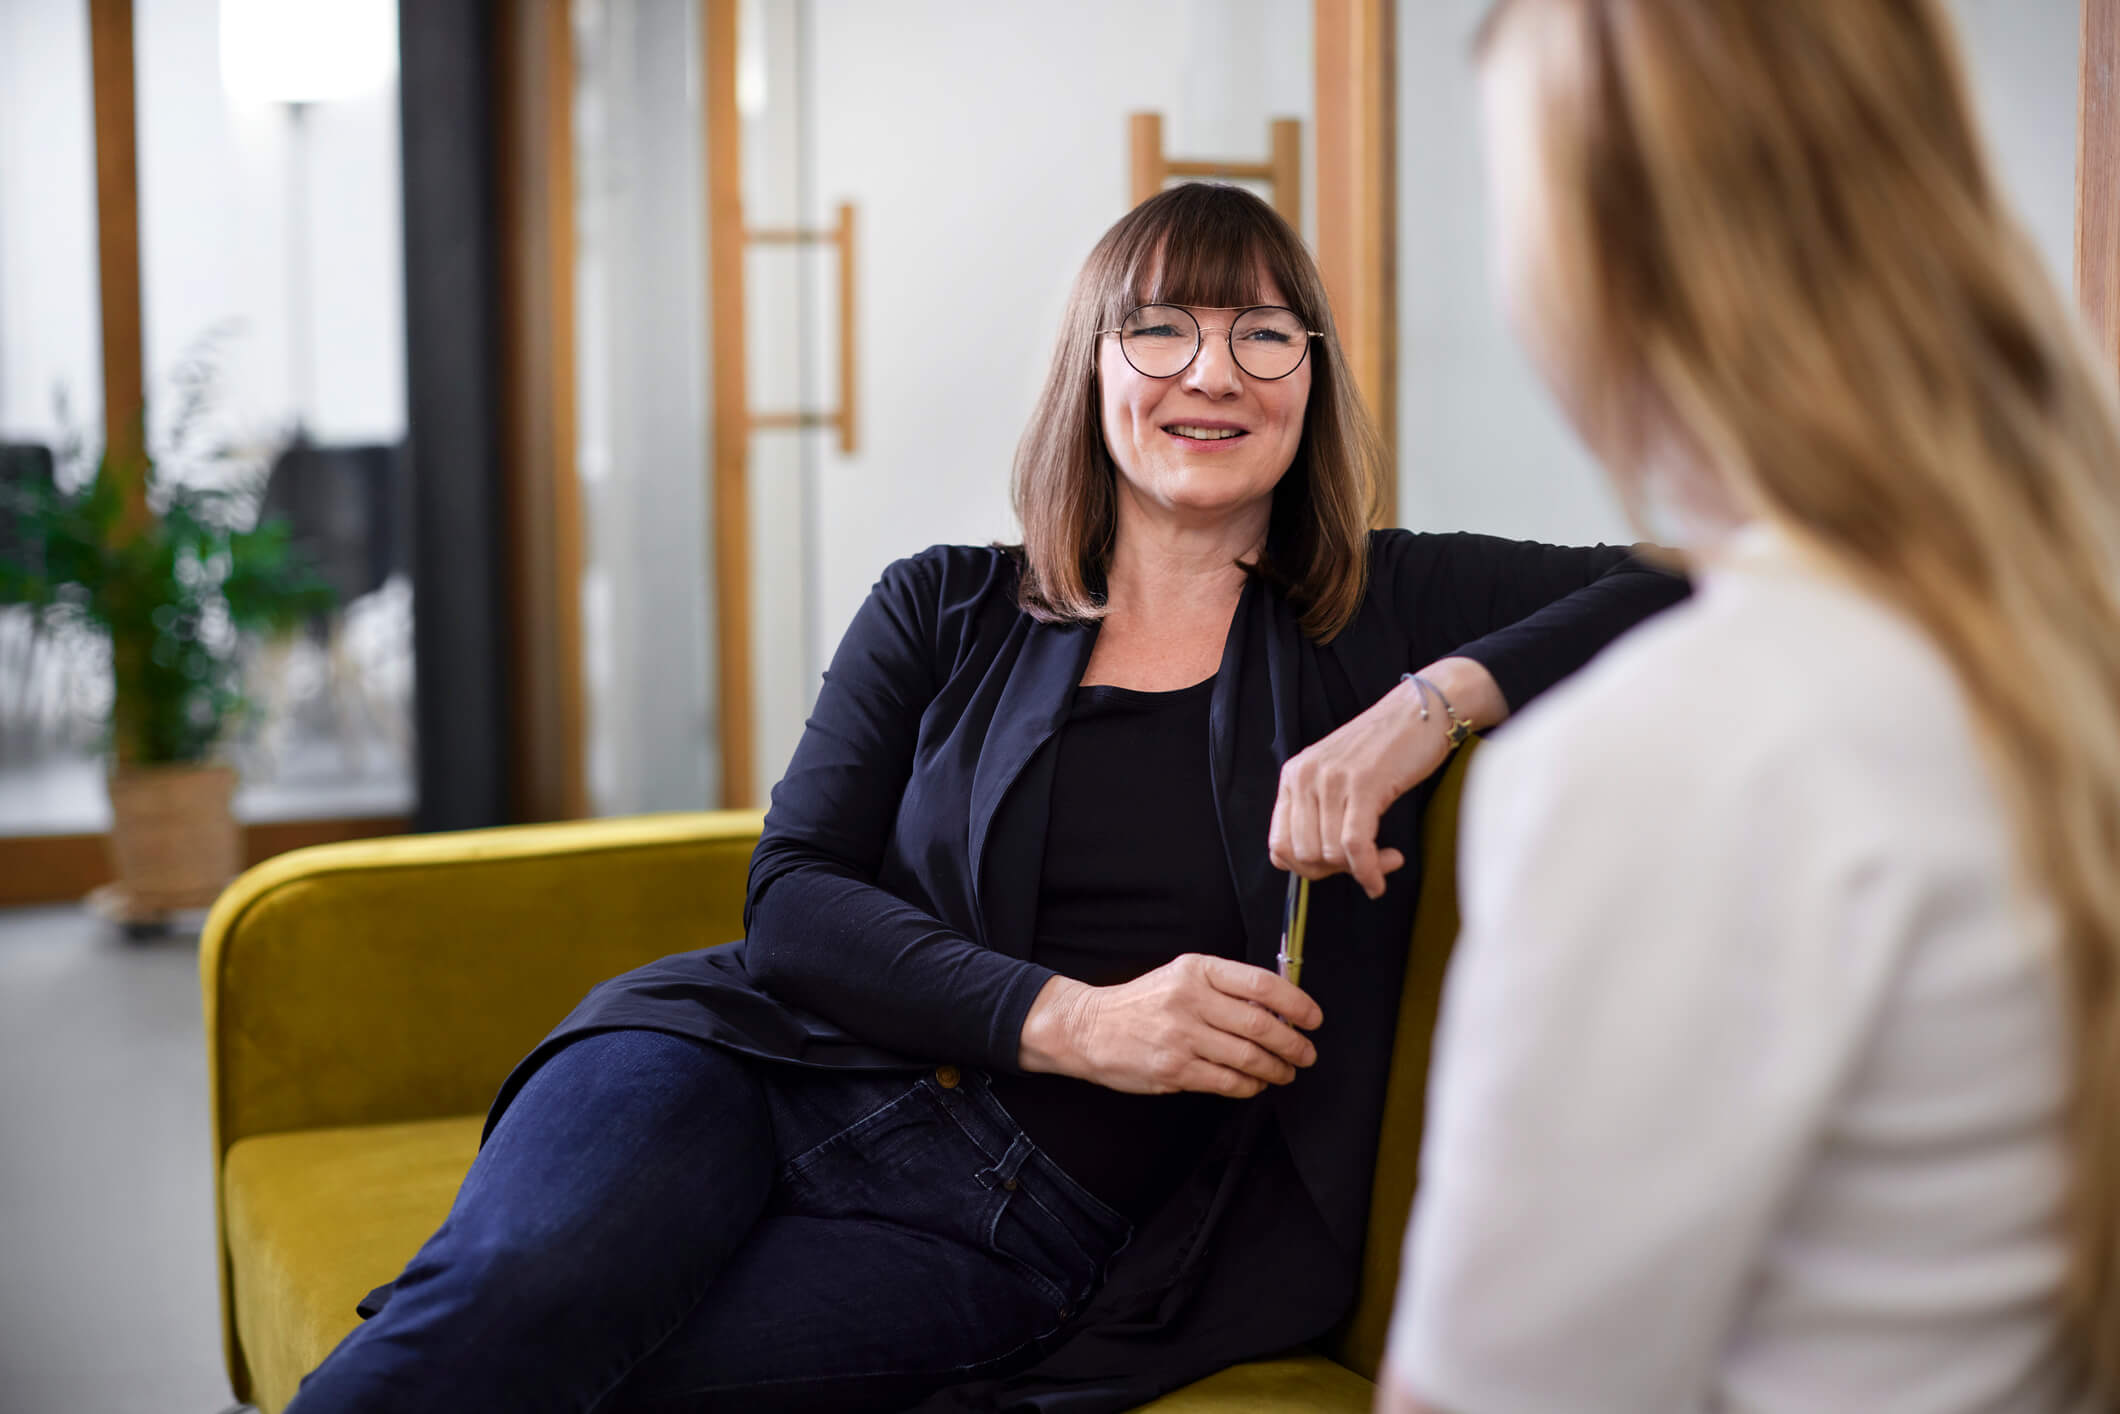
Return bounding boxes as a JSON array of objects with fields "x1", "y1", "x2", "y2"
[{"x1": 1101, "y1": 304, "x2": 1322, "y2": 381}]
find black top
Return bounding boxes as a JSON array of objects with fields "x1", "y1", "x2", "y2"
[
  {"x1": 989, "y1": 675, "x2": 1245, "y2": 1221},
  {"x1": 479, "y1": 532, "x2": 1690, "y2": 1413}
]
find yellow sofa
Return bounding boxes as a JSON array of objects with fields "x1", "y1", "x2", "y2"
[{"x1": 202, "y1": 748, "x2": 1474, "y2": 1411}]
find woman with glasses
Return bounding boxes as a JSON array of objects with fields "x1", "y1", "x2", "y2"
[
  {"x1": 287, "y1": 182, "x2": 1682, "y2": 1414},
  {"x1": 1380, "y1": 2, "x2": 2120, "y2": 1412}
]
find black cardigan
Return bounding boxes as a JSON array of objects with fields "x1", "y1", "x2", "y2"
[{"x1": 482, "y1": 530, "x2": 1687, "y2": 1411}]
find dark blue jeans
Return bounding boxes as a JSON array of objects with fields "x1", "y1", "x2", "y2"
[{"x1": 285, "y1": 1028, "x2": 1132, "y2": 1413}]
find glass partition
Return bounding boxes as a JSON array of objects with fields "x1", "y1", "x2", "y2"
[
  {"x1": 151, "y1": 0, "x2": 414, "y2": 826},
  {"x1": 572, "y1": 0, "x2": 716, "y2": 815},
  {"x1": 0, "y1": 0, "x2": 417, "y2": 838}
]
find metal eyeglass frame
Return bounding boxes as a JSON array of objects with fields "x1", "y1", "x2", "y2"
[{"x1": 1099, "y1": 303, "x2": 1324, "y2": 382}]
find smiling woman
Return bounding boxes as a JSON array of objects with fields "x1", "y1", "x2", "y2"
[
  {"x1": 1015, "y1": 183, "x2": 1381, "y2": 642},
  {"x1": 282, "y1": 181, "x2": 1685, "y2": 1414}
]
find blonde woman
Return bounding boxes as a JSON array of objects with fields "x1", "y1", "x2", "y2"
[{"x1": 1365, "y1": 1, "x2": 2120, "y2": 1411}]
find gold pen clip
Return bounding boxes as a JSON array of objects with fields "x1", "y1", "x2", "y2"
[{"x1": 1276, "y1": 873, "x2": 1310, "y2": 987}]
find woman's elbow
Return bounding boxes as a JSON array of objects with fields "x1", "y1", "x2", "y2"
[{"x1": 738, "y1": 886, "x2": 799, "y2": 990}]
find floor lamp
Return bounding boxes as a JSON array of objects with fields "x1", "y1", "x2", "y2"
[{"x1": 218, "y1": 0, "x2": 399, "y2": 442}]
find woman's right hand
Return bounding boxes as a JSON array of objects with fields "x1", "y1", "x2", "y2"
[{"x1": 1016, "y1": 956, "x2": 1322, "y2": 1098}]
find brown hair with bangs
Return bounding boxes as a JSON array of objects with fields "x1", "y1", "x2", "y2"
[{"x1": 1011, "y1": 183, "x2": 1386, "y2": 641}]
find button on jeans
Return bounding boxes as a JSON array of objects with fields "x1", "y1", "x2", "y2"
[{"x1": 285, "y1": 1028, "x2": 1132, "y2": 1414}]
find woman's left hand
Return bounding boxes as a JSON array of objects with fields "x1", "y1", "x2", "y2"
[{"x1": 1268, "y1": 657, "x2": 1506, "y2": 899}]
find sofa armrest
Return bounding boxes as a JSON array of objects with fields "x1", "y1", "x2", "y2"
[{"x1": 201, "y1": 809, "x2": 765, "y2": 1157}]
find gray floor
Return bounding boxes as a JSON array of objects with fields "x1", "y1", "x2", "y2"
[{"x1": 0, "y1": 903, "x2": 240, "y2": 1412}]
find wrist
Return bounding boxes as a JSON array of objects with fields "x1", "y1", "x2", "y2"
[
  {"x1": 1018, "y1": 975, "x2": 1093, "y2": 1075},
  {"x1": 1411, "y1": 655, "x2": 1508, "y2": 731}
]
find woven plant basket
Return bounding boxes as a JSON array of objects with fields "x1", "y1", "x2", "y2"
[{"x1": 104, "y1": 763, "x2": 241, "y2": 914}]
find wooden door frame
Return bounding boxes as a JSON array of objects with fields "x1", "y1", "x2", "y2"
[
  {"x1": 1315, "y1": 0, "x2": 1398, "y2": 527},
  {"x1": 495, "y1": 0, "x2": 589, "y2": 822},
  {"x1": 704, "y1": 0, "x2": 755, "y2": 809},
  {"x1": 2081, "y1": 0, "x2": 2120, "y2": 358},
  {"x1": 88, "y1": 0, "x2": 145, "y2": 488},
  {"x1": 498, "y1": 0, "x2": 751, "y2": 817}
]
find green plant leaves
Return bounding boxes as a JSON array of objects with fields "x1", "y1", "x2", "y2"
[{"x1": 0, "y1": 451, "x2": 338, "y2": 764}]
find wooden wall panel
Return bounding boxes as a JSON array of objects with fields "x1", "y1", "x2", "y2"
[
  {"x1": 87, "y1": 0, "x2": 145, "y2": 488},
  {"x1": 496, "y1": 0, "x2": 588, "y2": 821},
  {"x1": 1131, "y1": 111, "x2": 1167, "y2": 209},
  {"x1": 704, "y1": 0, "x2": 756, "y2": 809},
  {"x1": 1315, "y1": 0, "x2": 1399, "y2": 526},
  {"x1": 2081, "y1": 0, "x2": 2120, "y2": 358}
]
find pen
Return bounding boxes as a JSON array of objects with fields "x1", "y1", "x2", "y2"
[{"x1": 1276, "y1": 873, "x2": 1310, "y2": 987}]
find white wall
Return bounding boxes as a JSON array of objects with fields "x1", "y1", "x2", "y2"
[
  {"x1": 789, "y1": 0, "x2": 1311, "y2": 789},
  {"x1": 0, "y1": 0, "x2": 102, "y2": 447},
  {"x1": 1951, "y1": 0, "x2": 2078, "y2": 287},
  {"x1": 1395, "y1": 0, "x2": 2080, "y2": 547},
  {"x1": 1396, "y1": 0, "x2": 1618, "y2": 544}
]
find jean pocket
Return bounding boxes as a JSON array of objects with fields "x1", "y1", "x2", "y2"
[
  {"x1": 775, "y1": 1083, "x2": 981, "y2": 1219},
  {"x1": 778, "y1": 1079, "x2": 909, "y2": 1169}
]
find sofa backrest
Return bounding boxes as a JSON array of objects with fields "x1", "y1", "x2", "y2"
[{"x1": 1321, "y1": 740, "x2": 1478, "y2": 1379}]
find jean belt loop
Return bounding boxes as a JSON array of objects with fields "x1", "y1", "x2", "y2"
[{"x1": 976, "y1": 1133, "x2": 1036, "y2": 1191}]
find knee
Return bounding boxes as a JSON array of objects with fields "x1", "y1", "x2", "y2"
[
  {"x1": 489, "y1": 1030, "x2": 773, "y2": 1182},
  {"x1": 437, "y1": 1033, "x2": 776, "y2": 1281}
]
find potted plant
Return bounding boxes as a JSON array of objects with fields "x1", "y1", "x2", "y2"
[{"x1": 0, "y1": 434, "x2": 334, "y2": 926}]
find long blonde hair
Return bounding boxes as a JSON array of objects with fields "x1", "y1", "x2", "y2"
[{"x1": 1481, "y1": 0, "x2": 2120, "y2": 1391}]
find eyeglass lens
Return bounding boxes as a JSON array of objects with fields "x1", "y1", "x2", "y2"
[{"x1": 1117, "y1": 304, "x2": 1310, "y2": 380}]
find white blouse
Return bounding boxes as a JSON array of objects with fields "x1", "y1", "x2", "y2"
[{"x1": 1386, "y1": 529, "x2": 2090, "y2": 1413}]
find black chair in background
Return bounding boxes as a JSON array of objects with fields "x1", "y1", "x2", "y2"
[
  {"x1": 0, "y1": 443, "x2": 60, "y2": 754},
  {"x1": 252, "y1": 441, "x2": 413, "y2": 769},
  {"x1": 258, "y1": 441, "x2": 409, "y2": 631},
  {"x1": 0, "y1": 440, "x2": 56, "y2": 577}
]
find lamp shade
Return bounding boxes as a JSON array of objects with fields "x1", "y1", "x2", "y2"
[{"x1": 220, "y1": 0, "x2": 398, "y2": 106}]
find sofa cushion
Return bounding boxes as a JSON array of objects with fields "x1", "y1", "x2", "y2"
[
  {"x1": 223, "y1": 1113, "x2": 1376, "y2": 1412},
  {"x1": 1135, "y1": 1353, "x2": 1376, "y2": 1409},
  {"x1": 223, "y1": 1114, "x2": 481, "y2": 1411}
]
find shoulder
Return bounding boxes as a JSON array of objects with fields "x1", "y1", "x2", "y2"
[
  {"x1": 876, "y1": 543, "x2": 1019, "y2": 596},
  {"x1": 849, "y1": 545, "x2": 1030, "y2": 673},
  {"x1": 1363, "y1": 526, "x2": 1454, "y2": 587},
  {"x1": 1359, "y1": 525, "x2": 1649, "y2": 613},
  {"x1": 1481, "y1": 541, "x2": 1993, "y2": 854},
  {"x1": 864, "y1": 544, "x2": 1024, "y2": 623},
  {"x1": 1363, "y1": 525, "x2": 1590, "y2": 577},
  {"x1": 1355, "y1": 526, "x2": 1466, "y2": 620}
]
